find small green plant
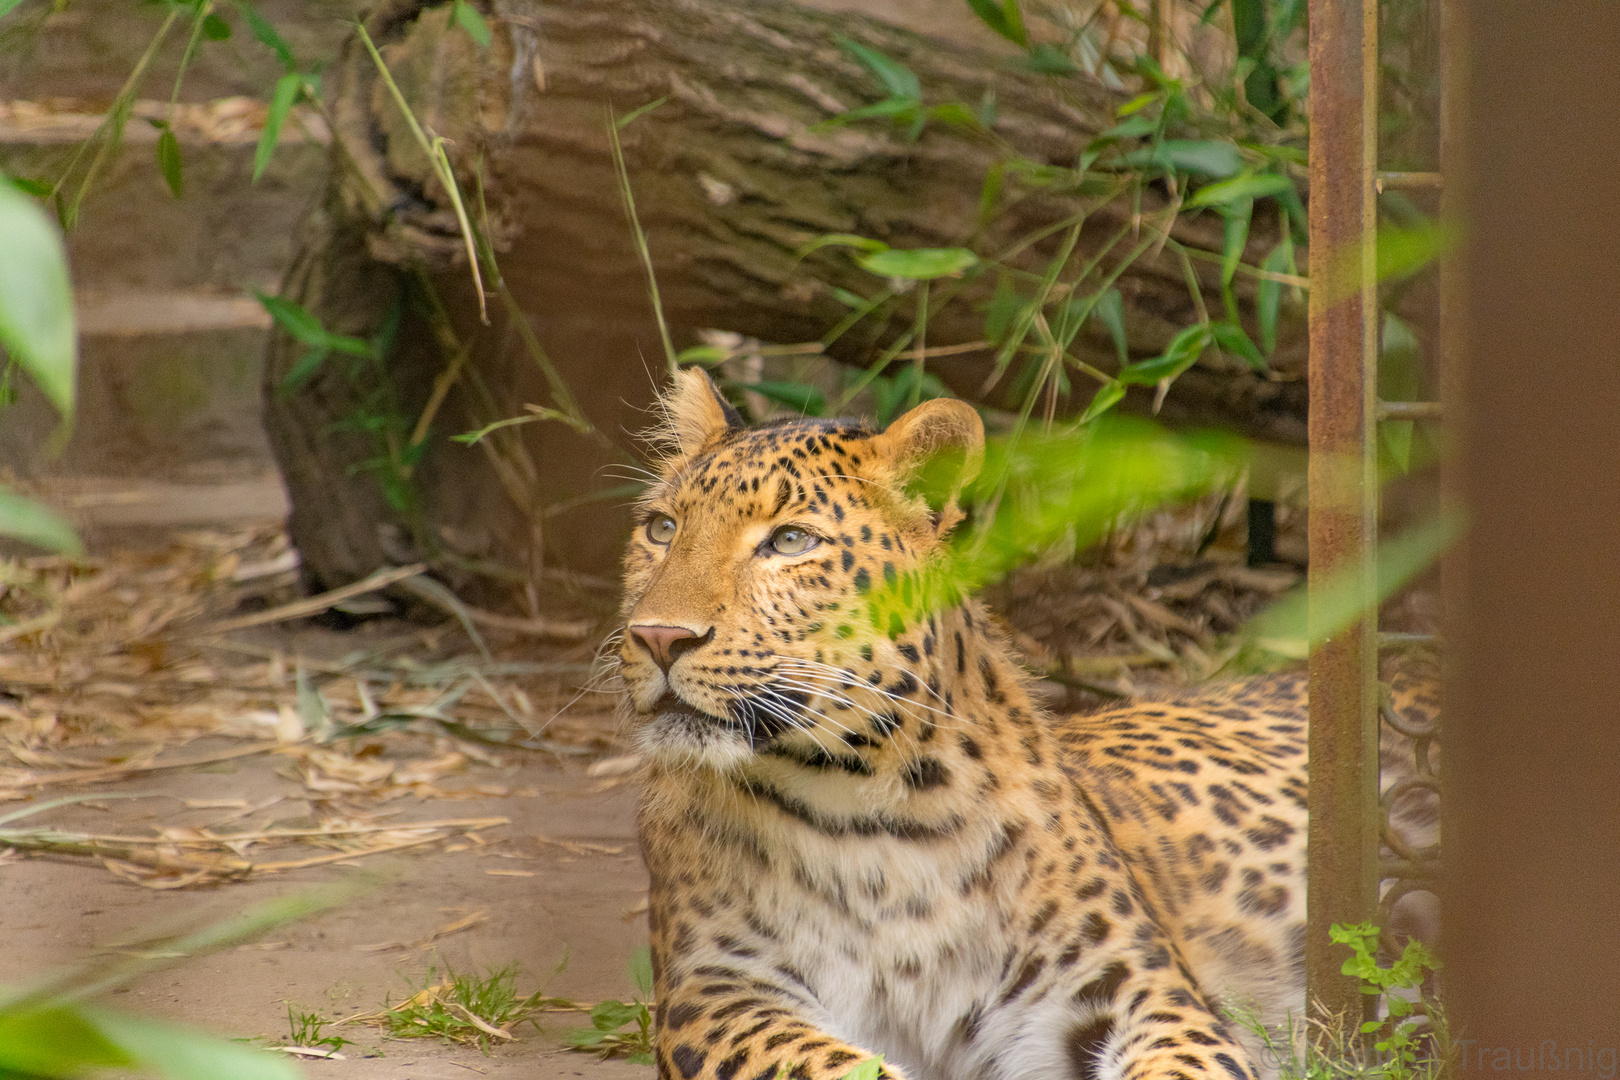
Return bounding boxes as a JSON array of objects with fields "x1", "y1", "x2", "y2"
[
  {"x1": 565, "y1": 947, "x2": 655, "y2": 1065},
  {"x1": 1226, "y1": 922, "x2": 1451, "y2": 1080},
  {"x1": 384, "y1": 961, "x2": 565, "y2": 1053},
  {"x1": 1334, "y1": 922, "x2": 1448, "y2": 1080},
  {"x1": 283, "y1": 1004, "x2": 350, "y2": 1053}
]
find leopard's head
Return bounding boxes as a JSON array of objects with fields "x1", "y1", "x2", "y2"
[{"x1": 618, "y1": 367, "x2": 983, "y2": 771}]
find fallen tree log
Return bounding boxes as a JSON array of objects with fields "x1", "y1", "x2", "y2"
[{"x1": 264, "y1": 0, "x2": 1307, "y2": 589}]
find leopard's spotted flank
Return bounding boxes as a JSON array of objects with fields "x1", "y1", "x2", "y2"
[{"x1": 617, "y1": 369, "x2": 1321, "y2": 1080}]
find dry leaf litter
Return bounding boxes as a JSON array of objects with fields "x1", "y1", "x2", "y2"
[{"x1": 0, "y1": 525, "x2": 622, "y2": 887}]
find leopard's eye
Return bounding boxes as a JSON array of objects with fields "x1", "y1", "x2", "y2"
[
  {"x1": 768, "y1": 525, "x2": 818, "y2": 555},
  {"x1": 646, "y1": 514, "x2": 677, "y2": 544}
]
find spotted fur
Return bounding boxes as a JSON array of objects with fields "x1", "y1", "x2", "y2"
[{"x1": 616, "y1": 370, "x2": 1344, "y2": 1080}]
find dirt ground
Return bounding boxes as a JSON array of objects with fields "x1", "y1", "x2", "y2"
[
  {"x1": 1, "y1": 742, "x2": 655, "y2": 1078},
  {"x1": 0, "y1": 512, "x2": 663, "y2": 1075}
]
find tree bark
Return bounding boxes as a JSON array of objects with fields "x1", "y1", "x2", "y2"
[{"x1": 265, "y1": 0, "x2": 1307, "y2": 589}]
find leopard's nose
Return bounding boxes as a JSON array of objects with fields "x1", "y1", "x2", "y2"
[{"x1": 629, "y1": 624, "x2": 713, "y2": 673}]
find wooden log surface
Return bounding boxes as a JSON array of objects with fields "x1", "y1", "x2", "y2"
[{"x1": 265, "y1": 0, "x2": 1307, "y2": 587}]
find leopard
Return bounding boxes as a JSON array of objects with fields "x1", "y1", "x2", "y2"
[{"x1": 615, "y1": 368, "x2": 1397, "y2": 1080}]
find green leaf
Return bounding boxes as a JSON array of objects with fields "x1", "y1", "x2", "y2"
[
  {"x1": 1091, "y1": 286, "x2": 1128, "y2": 363},
  {"x1": 88, "y1": 1008, "x2": 301, "y2": 1080},
  {"x1": 1118, "y1": 323, "x2": 1210, "y2": 385},
  {"x1": 856, "y1": 247, "x2": 977, "y2": 280},
  {"x1": 1379, "y1": 311, "x2": 1422, "y2": 474},
  {"x1": 1220, "y1": 196, "x2": 1253, "y2": 289},
  {"x1": 254, "y1": 290, "x2": 327, "y2": 348},
  {"x1": 1208, "y1": 320, "x2": 1265, "y2": 369},
  {"x1": 589, "y1": 1000, "x2": 642, "y2": 1031},
  {"x1": 0, "y1": 490, "x2": 82, "y2": 554},
  {"x1": 156, "y1": 129, "x2": 184, "y2": 198},
  {"x1": 1116, "y1": 92, "x2": 1157, "y2": 117},
  {"x1": 253, "y1": 71, "x2": 301, "y2": 182},
  {"x1": 965, "y1": 0, "x2": 1027, "y2": 46},
  {"x1": 836, "y1": 37, "x2": 920, "y2": 100},
  {"x1": 235, "y1": 1, "x2": 293, "y2": 68},
  {"x1": 984, "y1": 275, "x2": 1024, "y2": 344},
  {"x1": 0, "y1": 0, "x2": 27, "y2": 18},
  {"x1": 566, "y1": 1028, "x2": 611, "y2": 1046},
  {"x1": 1092, "y1": 115, "x2": 1157, "y2": 143},
  {"x1": 1185, "y1": 171, "x2": 1293, "y2": 209},
  {"x1": 838, "y1": 1056, "x2": 887, "y2": 1080},
  {"x1": 1377, "y1": 220, "x2": 1452, "y2": 283},
  {"x1": 277, "y1": 347, "x2": 329, "y2": 395},
  {"x1": 1021, "y1": 42, "x2": 1079, "y2": 74},
  {"x1": 201, "y1": 12, "x2": 231, "y2": 39},
  {"x1": 452, "y1": 0, "x2": 491, "y2": 48},
  {"x1": 675, "y1": 345, "x2": 728, "y2": 365},
  {"x1": 926, "y1": 102, "x2": 983, "y2": 130},
  {"x1": 796, "y1": 233, "x2": 889, "y2": 260},
  {"x1": 0, "y1": 1005, "x2": 130, "y2": 1074},
  {"x1": 1078, "y1": 379, "x2": 1126, "y2": 423},
  {"x1": 738, "y1": 380, "x2": 826, "y2": 417},
  {"x1": 814, "y1": 97, "x2": 921, "y2": 131},
  {"x1": 1246, "y1": 512, "x2": 1463, "y2": 653},
  {"x1": 627, "y1": 946, "x2": 654, "y2": 999},
  {"x1": 7, "y1": 176, "x2": 51, "y2": 198},
  {"x1": 0, "y1": 181, "x2": 76, "y2": 419},
  {"x1": 1257, "y1": 237, "x2": 1293, "y2": 354},
  {"x1": 1117, "y1": 139, "x2": 1245, "y2": 177}
]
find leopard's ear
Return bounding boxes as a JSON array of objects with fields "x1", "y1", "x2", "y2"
[
  {"x1": 659, "y1": 366, "x2": 744, "y2": 460},
  {"x1": 869, "y1": 397, "x2": 984, "y2": 536}
]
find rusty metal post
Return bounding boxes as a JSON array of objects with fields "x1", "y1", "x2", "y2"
[
  {"x1": 1447, "y1": 0, "x2": 1620, "y2": 1055},
  {"x1": 1305, "y1": 0, "x2": 1380, "y2": 1024}
]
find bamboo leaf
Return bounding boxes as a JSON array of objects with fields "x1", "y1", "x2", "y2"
[
  {"x1": 1220, "y1": 196, "x2": 1253, "y2": 289},
  {"x1": 965, "y1": 0, "x2": 1027, "y2": 46},
  {"x1": 156, "y1": 129, "x2": 184, "y2": 198},
  {"x1": 1185, "y1": 172, "x2": 1293, "y2": 209},
  {"x1": 235, "y1": 1, "x2": 293, "y2": 67},
  {"x1": 451, "y1": 0, "x2": 491, "y2": 48},
  {"x1": 0, "y1": 491, "x2": 81, "y2": 555},
  {"x1": 1257, "y1": 238, "x2": 1293, "y2": 354},
  {"x1": 0, "y1": 181, "x2": 76, "y2": 419},
  {"x1": 0, "y1": 1006, "x2": 130, "y2": 1075},
  {"x1": 736, "y1": 381, "x2": 826, "y2": 417},
  {"x1": 856, "y1": 247, "x2": 977, "y2": 280},
  {"x1": 1118, "y1": 324, "x2": 1210, "y2": 385},
  {"x1": 836, "y1": 37, "x2": 920, "y2": 100},
  {"x1": 1091, "y1": 287, "x2": 1128, "y2": 363},
  {"x1": 88, "y1": 1008, "x2": 300, "y2": 1080},
  {"x1": 1116, "y1": 139, "x2": 1244, "y2": 178},
  {"x1": 252, "y1": 71, "x2": 301, "y2": 182},
  {"x1": 1208, "y1": 319, "x2": 1266, "y2": 369},
  {"x1": 1078, "y1": 380, "x2": 1126, "y2": 423}
]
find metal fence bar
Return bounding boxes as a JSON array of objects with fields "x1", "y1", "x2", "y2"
[{"x1": 1305, "y1": 0, "x2": 1382, "y2": 1024}]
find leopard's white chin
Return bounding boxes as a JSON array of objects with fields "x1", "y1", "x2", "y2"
[{"x1": 630, "y1": 694, "x2": 755, "y2": 772}]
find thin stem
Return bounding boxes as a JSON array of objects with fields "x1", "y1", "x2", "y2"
[
  {"x1": 608, "y1": 107, "x2": 677, "y2": 373},
  {"x1": 52, "y1": 7, "x2": 183, "y2": 226},
  {"x1": 354, "y1": 22, "x2": 487, "y2": 322},
  {"x1": 910, "y1": 280, "x2": 929, "y2": 410},
  {"x1": 167, "y1": 1, "x2": 214, "y2": 114}
]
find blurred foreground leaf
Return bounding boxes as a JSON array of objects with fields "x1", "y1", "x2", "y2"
[
  {"x1": 0, "y1": 180, "x2": 76, "y2": 419},
  {"x1": 0, "y1": 491, "x2": 82, "y2": 555}
]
